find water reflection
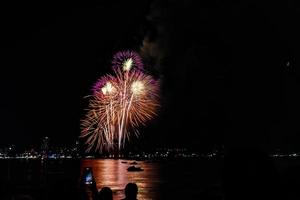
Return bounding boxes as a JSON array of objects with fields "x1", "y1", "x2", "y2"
[{"x1": 81, "y1": 159, "x2": 161, "y2": 200}]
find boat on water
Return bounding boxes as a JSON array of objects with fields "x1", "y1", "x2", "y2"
[
  {"x1": 130, "y1": 161, "x2": 138, "y2": 165},
  {"x1": 127, "y1": 166, "x2": 143, "y2": 172}
]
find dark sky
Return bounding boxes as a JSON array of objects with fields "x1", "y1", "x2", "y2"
[{"x1": 0, "y1": 0, "x2": 299, "y2": 152}]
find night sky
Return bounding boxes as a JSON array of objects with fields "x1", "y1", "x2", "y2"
[{"x1": 0, "y1": 1, "x2": 299, "y2": 152}]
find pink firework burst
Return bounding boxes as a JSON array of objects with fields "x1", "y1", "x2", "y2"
[
  {"x1": 112, "y1": 50, "x2": 144, "y2": 71},
  {"x1": 81, "y1": 50, "x2": 159, "y2": 153}
]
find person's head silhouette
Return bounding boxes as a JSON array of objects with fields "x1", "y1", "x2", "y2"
[
  {"x1": 124, "y1": 183, "x2": 138, "y2": 200},
  {"x1": 98, "y1": 187, "x2": 113, "y2": 200}
]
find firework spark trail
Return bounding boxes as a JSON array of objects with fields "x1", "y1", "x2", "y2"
[
  {"x1": 80, "y1": 51, "x2": 159, "y2": 153},
  {"x1": 119, "y1": 71, "x2": 128, "y2": 149}
]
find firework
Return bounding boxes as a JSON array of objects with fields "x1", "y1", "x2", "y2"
[
  {"x1": 81, "y1": 51, "x2": 159, "y2": 153},
  {"x1": 112, "y1": 50, "x2": 144, "y2": 71}
]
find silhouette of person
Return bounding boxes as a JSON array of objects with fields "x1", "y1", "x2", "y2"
[
  {"x1": 79, "y1": 167, "x2": 98, "y2": 200},
  {"x1": 122, "y1": 183, "x2": 138, "y2": 200},
  {"x1": 97, "y1": 187, "x2": 113, "y2": 200},
  {"x1": 222, "y1": 147, "x2": 283, "y2": 200}
]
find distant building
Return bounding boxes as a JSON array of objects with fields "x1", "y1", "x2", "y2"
[
  {"x1": 7, "y1": 144, "x2": 16, "y2": 157},
  {"x1": 73, "y1": 140, "x2": 81, "y2": 158},
  {"x1": 41, "y1": 136, "x2": 50, "y2": 158}
]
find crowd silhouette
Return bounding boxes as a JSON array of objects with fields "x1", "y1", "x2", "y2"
[
  {"x1": 88, "y1": 183, "x2": 138, "y2": 200},
  {"x1": 0, "y1": 150, "x2": 295, "y2": 200},
  {"x1": 0, "y1": 147, "x2": 295, "y2": 200}
]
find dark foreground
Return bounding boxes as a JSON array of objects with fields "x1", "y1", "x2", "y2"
[{"x1": 0, "y1": 156, "x2": 300, "y2": 200}]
